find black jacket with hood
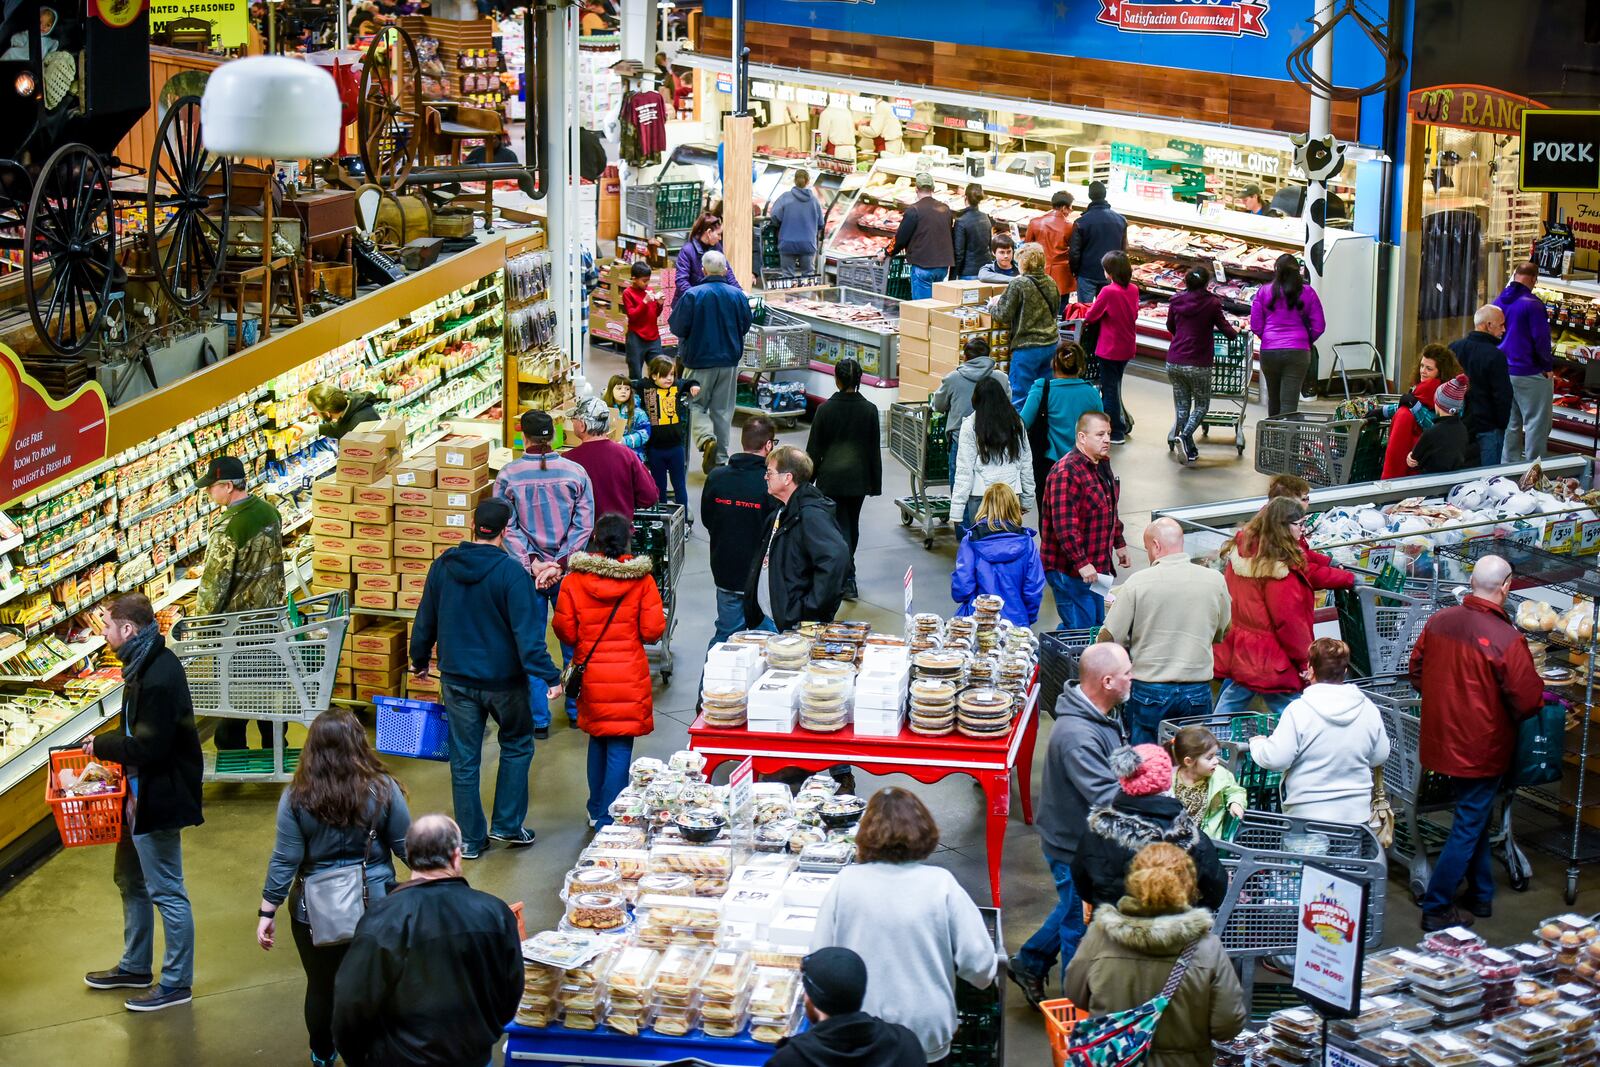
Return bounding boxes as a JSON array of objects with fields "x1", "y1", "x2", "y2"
[
  {"x1": 1037, "y1": 683, "x2": 1127, "y2": 866},
  {"x1": 807, "y1": 390, "x2": 883, "y2": 500},
  {"x1": 1072, "y1": 792, "x2": 1229, "y2": 912},
  {"x1": 1067, "y1": 199, "x2": 1128, "y2": 284},
  {"x1": 701, "y1": 452, "x2": 774, "y2": 591},
  {"x1": 409, "y1": 540, "x2": 561, "y2": 690},
  {"x1": 319, "y1": 390, "x2": 382, "y2": 440},
  {"x1": 92, "y1": 635, "x2": 203, "y2": 836},
  {"x1": 766, "y1": 1011, "x2": 927, "y2": 1067},
  {"x1": 744, "y1": 482, "x2": 850, "y2": 632},
  {"x1": 952, "y1": 207, "x2": 994, "y2": 279}
]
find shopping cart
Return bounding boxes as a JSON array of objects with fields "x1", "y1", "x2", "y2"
[
  {"x1": 887, "y1": 401, "x2": 953, "y2": 548},
  {"x1": 170, "y1": 592, "x2": 350, "y2": 782},
  {"x1": 1038, "y1": 628, "x2": 1101, "y2": 718},
  {"x1": 1338, "y1": 582, "x2": 1437, "y2": 678},
  {"x1": 1334, "y1": 393, "x2": 1403, "y2": 482},
  {"x1": 1158, "y1": 711, "x2": 1282, "y2": 814},
  {"x1": 622, "y1": 181, "x2": 704, "y2": 239},
  {"x1": 634, "y1": 503, "x2": 687, "y2": 683},
  {"x1": 837, "y1": 255, "x2": 910, "y2": 299},
  {"x1": 1198, "y1": 332, "x2": 1255, "y2": 455},
  {"x1": 949, "y1": 906, "x2": 1007, "y2": 1067},
  {"x1": 742, "y1": 306, "x2": 812, "y2": 371},
  {"x1": 1253, "y1": 411, "x2": 1365, "y2": 487}
]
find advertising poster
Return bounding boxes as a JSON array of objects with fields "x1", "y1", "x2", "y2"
[
  {"x1": 0, "y1": 344, "x2": 109, "y2": 509},
  {"x1": 150, "y1": 0, "x2": 249, "y2": 49},
  {"x1": 1292, "y1": 861, "x2": 1368, "y2": 1017}
]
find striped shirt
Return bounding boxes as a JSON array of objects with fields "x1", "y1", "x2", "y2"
[{"x1": 495, "y1": 447, "x2": 595, "y2": 570}]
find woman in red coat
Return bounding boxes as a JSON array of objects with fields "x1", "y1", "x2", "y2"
[
  {"x1": 1213, "y1": 497, "x2": 1354, "y2": 717},
  {"x1": 1380, "y1": 346, "x2": 1459, "y2": 479},
  {"x1": 553, "y1": 513, "x2": 667, "y2": 827}
]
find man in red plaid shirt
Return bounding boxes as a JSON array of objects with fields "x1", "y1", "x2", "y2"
[{"x1": 1039, "y1": 410, "x2": 1129, "y2": 629}]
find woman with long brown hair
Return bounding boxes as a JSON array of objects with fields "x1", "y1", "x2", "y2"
[
  {"x1": 675, "y1": 212, "x2": 742, "y2": 291},
  {"x1": 1212, "y1": 497, "x2": 1354, "y2": 717},
  {"x1": 257, "y1": 710, "x2": 411, "y2": 1067}
]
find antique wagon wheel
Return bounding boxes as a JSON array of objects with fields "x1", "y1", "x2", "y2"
[
  {"x1": 26, "y1": 143, "x2": 117, "y2": 355},
  {"x1": 358, "y1": 25, "x2": 421, "y2": 188},
  {"x1": 147, "y1": 95, "x2": 232, "y2": 309}
]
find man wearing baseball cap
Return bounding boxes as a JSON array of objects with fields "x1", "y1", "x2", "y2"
[
  {"x1": 194, "y1": 455, "x2": 285, "y2": 753},
  {"x1": 765, "y1": 947, "x2": 924, "y2": 1067},
  {"x1": 410, "y1": 498, "x2": 564, "y2": 858}
]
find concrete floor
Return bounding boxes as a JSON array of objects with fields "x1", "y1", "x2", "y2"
[{"x1": 1, "y1": 353, "x2": 1591, "y2": 1066}]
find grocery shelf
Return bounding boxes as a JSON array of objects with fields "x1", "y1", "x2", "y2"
[
  {"x1": 20, "y1": 514, "x2": 117, "y2": 565},
  {"x1": 153, "y1": 578, "x2": 201, "y2": 613},
  {"x1": 0, "y1": 636, "x2": 107, "y2": 684},
  {"x1": 0, "y1": 686, "x2": 122, "y2": 796},
  {"x1": 17, "y1": 486, "x2": 114, "y2": 539},
  {"x1": 21, "y1": 538, "x2": 117, "y2": 595}
]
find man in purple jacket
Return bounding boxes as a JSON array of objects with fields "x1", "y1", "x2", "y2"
[{"x1": 1495, "y1": 261, "x2": 1554, "y2": 463}]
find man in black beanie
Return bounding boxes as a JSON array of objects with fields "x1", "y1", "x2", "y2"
[{"x1": 765, "y1": 947, "x2": 924, "y2": 1067}]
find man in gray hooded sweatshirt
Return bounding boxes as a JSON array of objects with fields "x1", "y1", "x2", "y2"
[
  {"x1": 929, "y1": 336, "x2": 1011, "y2": 478},
  {"x1": 768, "y1": 169, "x2": 825, "y2": 277}
]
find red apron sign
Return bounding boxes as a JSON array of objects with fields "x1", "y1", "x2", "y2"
[
  {"x1": 0, "y1": 344, "x2": 109, "y2": 508},
  {"x1": 1097, "y1": 0, "x2": 1268, "y2": 37}
]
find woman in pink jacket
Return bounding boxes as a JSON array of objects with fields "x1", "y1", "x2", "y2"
[
  {"x1": 1085, "y1": 250, "x2": 1140, "y2": 444},
  {"x1": 1250, "y1": 254, "x2": 1326, "y2": 418}
]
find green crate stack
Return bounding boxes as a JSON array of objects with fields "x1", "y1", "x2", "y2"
[
  {"x1": 761, "y1": 223, "x2": 781, "y2": 269},
  {"x1": 1111, "y1": 142, "x2": 1150, "y2": 169},
  {"x1": 886, "y1": 255, "x2": 911, "y2": 301},
  {"x1": 949, "y1": 978, "x2": 1002, "y2": 1067},
  {"x1": 654, "y1": 182, "x2": 703, "y2": 231}
]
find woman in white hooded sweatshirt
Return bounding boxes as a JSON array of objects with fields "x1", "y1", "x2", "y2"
[{"x1": 1248, "y1": 638, "x2": 1391, "y2": 825}]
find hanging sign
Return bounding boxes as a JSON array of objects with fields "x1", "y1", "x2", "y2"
[
  {"x1": 93, "y1": 0, "x2": 148, "y2": 29},
  {"x1": 1409, "y1": 84, "x2": 1547, "y2": 135},
  {"x1": 149, "y1": 0, "x2": 249, "y2": 49},
  {"x1": 715, "y1": 73, "x2": 732, "y2": 94},
  {"x1": 1097, "y1": 0, "x2": 1268, "y2": 38},
  {"x1": 1522, "y1": 110, "x2": 1600, "y2": 193},
  {"x1": 0, "y1": 343, "x2": 109, "y2": 509},
  {"x1": 1292, "y1": 862, "x2": 1369, "y2": 1017}
]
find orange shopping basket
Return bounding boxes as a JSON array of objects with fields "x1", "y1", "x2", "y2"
[
  {"x1": 1041, "y1": 998, "x2": 1087, "y2": 1067},
  {"x1": 45, "y1": 746, "x2": 126, "y2": 847}
]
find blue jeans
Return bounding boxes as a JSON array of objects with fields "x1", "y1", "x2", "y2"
[
  {"x1": 1125, "y1": 680, "x2": 1215, "y2": 747},
  {"x1": 1421, "y1": 776, "x2": 1501, "y2": 917},
  {"x1": 1077, "y1": 277, "x2": 1104, "y2": 304},
  {"x1": 587, "y1": 735, "x2": 636, "y2": 826},
  {"x1": 1046, "y1": 569, "x2": 1105, "y2": 630},
  {"x1": 540, "y1": 581, "x2": 578, "y2": 725},
  {"x1": 1213, "y1": 680, "x2": 1294, "y2": 718},
  {"x1": 1009, "y1": 344, "x2": 1055, "y2": 409},
  {"x1": 1477, "y1": 429, "x2": 1506, "y2": 468},
  {"x1": 710, "y1": 587, "x2": 773, "y2": 647},
  {"x1": 909, "y1": 264, "x2": 948, "y2": 300},
  {"x1": 646, "y1": 442, "x2": 689, "y2": 508},
  {"x1": 114, "y1": 829, "x2": 194, "y2": 989},
  {"x1": 1015, "y1": 857, "x2": 1084, "y2": 985},
  {"x1": 441, "y1": 681, "x2": 535, "y2": 850}
]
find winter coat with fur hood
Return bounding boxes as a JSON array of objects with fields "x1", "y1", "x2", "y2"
[
  {"x1": 552, "y1": 551, "x2": 667, "y2": 737},
  {"x1": 1071, "y1": 793, "x2": 1229, "y2": 913},
  {"x1": 1212, "y1": 533, "x2": 1354, "y2": 694},
  {"x1": 1064, "y1": 903, "x2": 1246, "y2": 1067}
]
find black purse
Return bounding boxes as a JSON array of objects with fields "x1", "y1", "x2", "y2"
[{"x1": 563, "y1": 597, "x2": 624, "y2": 701}]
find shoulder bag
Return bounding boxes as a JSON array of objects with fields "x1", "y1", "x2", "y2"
[
  {"x1": 1028, "y1": 377, "x2": 1055, "y2": 460},
  {"x1": 299, "y1": 785, "x2": 384, "y2": 947},
  {"x1": 1066, "y1": 940, "x2": 1199, "y2": 1066},
  {"x1": 563, "y1": 596, "x2": 625, "y2": 701}
]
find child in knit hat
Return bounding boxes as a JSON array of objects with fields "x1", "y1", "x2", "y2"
[{"x1": 1408, "y1": 374, "x2": 1473, "y2": 474}]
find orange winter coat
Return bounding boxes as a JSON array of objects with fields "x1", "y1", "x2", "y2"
[{"x1": 553, "y1": 551, "x2": 667, "y2": 737}]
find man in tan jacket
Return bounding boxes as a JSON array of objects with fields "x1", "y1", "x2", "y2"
[{"x1": 1099, "y1": 517, "x2": 1230, "y2": 746}]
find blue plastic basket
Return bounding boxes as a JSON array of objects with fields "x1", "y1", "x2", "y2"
[{"x1": 374, "y1": 696, "x2": 450, "y2": 761}]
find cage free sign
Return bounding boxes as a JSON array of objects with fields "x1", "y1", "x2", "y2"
[{"x1": 1521, "y1": 110, "x2": 1600, "y2": 192}]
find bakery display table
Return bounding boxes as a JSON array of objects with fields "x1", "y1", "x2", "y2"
[
  {"x1": 688, "y1": 682, "x2": 1040, "y2": 905},
  {"x1": 505, "y1": 1019, "x2": 802, "y2": 1065}
]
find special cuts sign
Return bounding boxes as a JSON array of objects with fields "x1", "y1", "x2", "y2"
[
  {"x1": 1522, "y1": 110, "x2": 1600, "y2": 192},
  {"x1": 1097, "y1": 0, "x2": 1268, "y2": 38}
]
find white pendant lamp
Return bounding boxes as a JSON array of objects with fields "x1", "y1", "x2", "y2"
[{"x1": 201, "y1": 56, "x2": 342, "y2": 159}]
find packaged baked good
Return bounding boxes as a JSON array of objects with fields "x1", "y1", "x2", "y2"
[
  {"x1": 1353, "y1": 1031, "x2": 1416, "y2": 1067},
  {"x1": 564, "y1": 867, "x2": 621, "y2": 898},
  {"x1": 755, "y1": 818, "x2": 798, "y2": 852},
  {"x1": 1400, "y1": 953, "x2": 1478, "y2": 993},
  {"x1": 1552, "y1": 980, "x2": 1600, "y2": 1006},
  {"x1": 634, "y1": 896, "x2": 723, "y2": 949},
  {"x1": 607, "y1": 793, "x2": 648, "y2": 826},
  {"x1": 580, "y1": 846, "x2": 650, "y2": 880},
  {"x1": 650, "y1": 842, "x2": 733, "y2": 877},
  {"x1": 703, "y1": 949, "x2": 753, "y2": 999},
  {"x1": 652, "y1": 945, "x2": 712, "y2": 998},
  {"x1": 1508, "y1": 942, "x2": 1559, "y2": 976},
  {"x1": 1491, "y1": 1009, "x2": 1565, "y2": 1052},
  {"x1": 629, "y1": 757, "x2": 666, "y2": 788},
  {"x1": 1410, "y1": 1031, "x2": 1480, "y2": 1067},
  {"x1": 1512, "y1": 979, "x2": 1559, "y2": 1008},
  {"x1": 750, "y1": 965, "x2": 801, "y2": 1019},
  {"x1": 1535, "y1": 913, "x2": 1600, "y2": 947},
  {"x1": 1425, "y1": 927, "x2": 1488, "y2": 958},
  {"x1": 669, "y1": 749, "x2": 707, "y2": 778},
  {"x1": 565, "y1": 891, "x2": 626, "y2": 931},
  {"x1": 764, "y1": 633, "x2": 813, "y2": 670},
  {"x1": 647, "y1": 1001, "x2": 696, "y2": 1037},
  {"x1": 797, "y1": 839, "x2": 855, "y2": 872},
  {"x1": 1265, "y1": 1007, "x2": 1322, "y2": 1040},
  {"x1": 1380, "y1": 995, "x2": 1436, "y2": 1031},
  {"x1": 587, "y1": 825, "x2": 647, "y2": 851},
  {"x1": 514, "y1": 990, "x2": 558, "y2": 1028},
  {"x1": 1464, "y1": 947, "x2": 1522, "y2": 982},
  {"x1": 522, "y1": 929, "x2": 606, "y2": 971},
  {"x1": 819, "y1": 794, "x2": 866, "y2": 827},
  {"x1": 636, "y1": 872, "x2": 695, "y2": 898},
  {"x1": 1552, "y1": 1002, "x2": 1598, "y2": 1035}
]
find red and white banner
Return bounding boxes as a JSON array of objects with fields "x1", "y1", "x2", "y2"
[{"x1": 1097, "y1": 0, "x2": 1269, "y2": 38}]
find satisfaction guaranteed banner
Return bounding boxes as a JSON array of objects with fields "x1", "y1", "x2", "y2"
[{"x1": 150, "y1": 0, "x2": 249, "y2": 49}]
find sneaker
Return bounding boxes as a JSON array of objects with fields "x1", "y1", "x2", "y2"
[
  {"x1": 842, "y1": 578, "x2": 859, "y2": 600},
  {"x1": 1110, "y1": 437, "x2": 1128, "y2": 446},
  {"x1": 1461, "y1": 897, "x2": 1493, "y2": 919},
  {"x1": 1182, "y1": 436, "x2": 1199, "y2": 464},
  {"x1": 311, "y1": 1054, "x2": 339, "y2": 1067},
  {"x1": 700, "y1": 438, "x2": 720, "y2": 474},
  {"x1": 461, "y1": 843, "x2": 483, "y2": 860},
  {"x1": 85, "y1": 967, "x2": 152, "y2": 990},
  {"x1": 1007, "y1": 966, "x2": 1048, "y2": 1010},
  {"x1": 125, "y1": 985, "x2": 192, "y2": 1012},
  {"x1": 490, "y1": 828, "x2": 536, "y2": 849},
  {"x1": 1421, "y1": 908, "x2": 1475, "y2": 932},
  {"x1": 533, "y1": 727, "x2": 550, "y2": 740}
]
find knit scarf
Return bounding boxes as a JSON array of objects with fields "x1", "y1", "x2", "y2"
[{"x1": 115, "y1": 621, "x2": 162, "y2": 678}]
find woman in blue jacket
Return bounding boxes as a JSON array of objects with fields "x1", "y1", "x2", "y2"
[
  {"x1": 951, "y1": 482, "x2": 1045, "y2": 626},
  {"x1": 1019, "y1": 342, "x2": 1104, "y2": 492}
]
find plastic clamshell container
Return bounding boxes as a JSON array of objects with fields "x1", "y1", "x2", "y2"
[
  {"x1": 587, "y1": 825, "x2": 648, "y2": 850},
  {"x1": 701, "y1": 949, "x2": 753, "y2": 999},
  {"x1": 1490, "y1": 1010, "x2": 1567, "y2": 1052},
  {"x1": 1552, "y1": 1001, "x2": 1598, "y2": 1034},
  {"x1": 564, "y1": 867, "x2": 622, "y2": 898},
  {"x1": 1425, "y1": 927, "x2": 1489, "y2": 958},
  {"x1": 1411, "y1": 1031, "x2": 1481, "y2": 1067},
  {"x1": 1266, "y1": 1007, "x2": 1323, "y2": 1040},
  {"x1": 748, "y1": 965, "x2": 801, "y2": 1019},
  {"x1": 580, "y1": 847, "x2": 650, "y2": 881},
  {"x1": 1412, "y1": 981, "x2": 1486, "y2": 1011},
  {"x1": 651, "y1": 945, "x2": 712, "y2": 999},
  {"x1": 1402, "y1": 954, "x2": 1479, "y2": 994},
  {"x1": 629, "y1": 758, "x2": 666, "y2": 788},
  {"x1": 1379, "y1": 995, "x2": 1438, "y2": 1031},
  {"x1": 565, "y1": 892, "x2": 626, "y2": 931},
  {"x1": 650, "y1": 842, "x2": 734, "y2": 877},
  {"x1": 1534, "y1": 913, "x2": 1600, "y2": 948},
  {"x1": 1465, "y1": 947, "x2": 1523, "y2": 982},
  {"x1": 1511, "y1": 979, "x2": 1561, "y2": 1008},
  {"x1": 604, "y1": 946, "x2": 662, "y2": 998},
  {"x1": 608, "y1": 794, "x2": 648, "y2": 826},
  {"x1": 1507, "y1": 942, "x2": 1560, "y2": 974},
  {"x1": 1554, "y1": 979, "x2": 1600, "y2": 1005},
  {"x1": 1353, "y1": 1030, "x2": 1417, "y2": 1067}
]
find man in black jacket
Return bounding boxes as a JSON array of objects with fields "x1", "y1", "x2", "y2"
[
  {"x1": 745, "y1": 446, "x2": 849, "y2": 632},
  {"x1": 83, "y1": 593, "x2": 203, "y2": 1013},
  {"x1": 881, "y1": 172, "x2": 955, "y2": 300},
  {"x1": 1449, "y1": 305, "x2": 1516, "y2": 466},
  {"x1": 1066, "y1": 181, "x2": 1127, "y2": 303},
  {"x1": 411, "y1": 499, "x2": 564, "y2": 857},
  {"x1": 333, "y1": 815, "x2": 523, "y2": 1067},
  {"x1": 702, "y1": 415, "x2": 777, "y2": 645},
  {"x1": 766, "y1": 947, "x2": 924, "y2": 1067}
]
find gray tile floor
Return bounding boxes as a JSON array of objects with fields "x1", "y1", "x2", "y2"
[{"x1": 0, "y1": 353, "x2": 1587, "y2": 1066}]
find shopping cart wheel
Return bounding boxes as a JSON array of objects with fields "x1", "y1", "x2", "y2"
[
  {"x1": 901, "y1": 514, "x2": 911, "y2": 526},
  {"x1": 924, "y1": 537, "x2": 934, "y2": 549},
  {"x1": 1567, "y1": 870, "x2": 1580, "y2": 905}
]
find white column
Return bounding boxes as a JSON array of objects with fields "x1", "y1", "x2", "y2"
[
  {"x1": 1304, "y1": 0, "x2": 1336, "y2": 287},
  {"x1": 542, "y1": 0, "x2": 585, "y2": 379},
  {"x1": 620, "y1": 0, "x2": 657, "y2": 70}
]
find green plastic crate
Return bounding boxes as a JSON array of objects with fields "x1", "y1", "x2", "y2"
[
  {"x1": 654, "y1": 182, "x2": 703, "y2": 230},
  {"x1": 1111, "y1": 142, "x2": 1149, "y2": 169}
]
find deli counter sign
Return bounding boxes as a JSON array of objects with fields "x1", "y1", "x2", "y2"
[
  {"x1": 0, "y1": 343, "x2": 109, "y2": 509},
  {"x1": 1521, "y1": 110, "x2": 1600, "y2": 193}
]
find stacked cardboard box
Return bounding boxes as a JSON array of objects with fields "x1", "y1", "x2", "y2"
[
  {"x1": 344, "y1": 619, "x2": 410, "y2": 704},
  {"x1": 895, "y1": 298, "x2": 952, "y2": 401},
  {"x1": 404, "y1": 619, "x2": 441, "y2": 700},
  {"x1": 588, "y1": 260, "x2": 676, "y2": 347}
]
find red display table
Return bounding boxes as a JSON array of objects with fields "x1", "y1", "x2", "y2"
[{"x1": 688, "y1": 683, "x2": 1040, "y2": 905}]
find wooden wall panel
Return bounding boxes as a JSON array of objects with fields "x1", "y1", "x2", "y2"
[
  {"x1": 113, "y1": 47, "x2": 226, "y2": 173},
  {"x1": 701, "y1": 19, "x2": 1358, "y2": 141}
]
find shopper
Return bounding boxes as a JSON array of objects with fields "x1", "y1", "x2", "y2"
[
  {"x1": 675, "y1": 212, "x2": 742, "y2": 291},
  {"x1": 552, "y1": 513, "x2": 667, "y2": 828},
  {"x1": 332, "y1": 815, "x2": 523, "y2": 1067},
  {"x1": 1379, "y1": 344, "x2": 1456, "y2": 479},
  {"x1": 82, "y1": 593, "x2": 203, "y2": 1013},
  {"x1": 620, "y1": 260, "x2": 664, "y2": 379},
  {"x1": 1012, "y1": 643, "x2": 1131, "y2": 1005},
  {"x1": 1026, "y1": 190, "x2": 1076, "y2": 296},
  {"x1": 768, "y1": 168, "x2": 826, "y2": 277},
  {"x1": 1039, "y1": 411, "x2": 1128, "y2": 630},
  {"x1": 307, "y1": 383, "x2": 381, "y2": 440},
  {"x1": 1250, "y1": 254, "x2": 1326, "y2": 417},
  {"x1": 991, "y1": 242, "x2": 1062, "y2": 404},
  {"x1": 812, "y1": 787, "x2": 997, "y2": 1064},
  {"x1": 1213, "y1": 497, "x2": 1354, "y2": 717},
  {"x1": 195, "y1": 454, "x2": 286, "y2": 754},
  {"x1": 1496, "y1": 261, "x2": 1555, "y2": 463},
  {"x1": 410, "y1": 499, "x2": 564, "y2": 856},
  {"x1": 951, "y1": 376, "x2": 1035, "y2": 531},
  {"x1": 1409, "y1": 553, "x2": 1542, "y2": 930},
  {"x1": 1237, "y1": 183, "x2": 1272, "y2": 215},
  {"x1": 1064, "y1": 843, "x2": 1247, "y2": 1067},
  {"x1": 604, "y1": 374, "x2": 652, "y2": 463},
  {"x1": 564, "y1": 397, "x2": 659, "y2": 518},
  {"x1": 1100, "y1": 517, "x2": 1230, "y2": 746},
  {"x1": 1072, "y1": 744, "x2": 1229, "y2": 913},
  {"x1": 806, "y1": 358, "x2": 883, "y2": 601},
  {"x1": 669, "y1": 249, "x2": 754, "y2": 473},
  {"x1": 1408, "y1": 374, "x2": 1474, "y2": 474},
  {"x1": 882, "y1": 173, "x2": 955, "y2": 300},
  {"x1": 952, "y1": 183, "x2": 993, "y2": 280},
  {"x1": 931, "y1": 335, "x2": 1009, "y2": 479},
  {"x1": 257, "y1": 710, "x2": 411, "y2": 1067},
  {"x1": 1085, "y1": 251, "x2": 1139, "y2": 445},
  {"x1": 745, "y1": 445, "x2": 850, "y2": 632},
  {"x1": 765, "y1": 947, "x2": 925, "y2": 1067},
  {"x1": 1168, "y1": 725, "x2": 1247, "y2": 840},
  {"x1": 1020, "y1": 342, "x2": 1103, "y2": 494},
  {"x1": 496, "y1": 408, "x2": 595, "y2": 577},
  {"x1": 951, "y1": 483, "x2": 1045, "y2": 626},
  {"x1": 1449, "y1": 305, "x2": 1515, "y2": 466},
  {"x1": 636, "y1": 357, "x2": 700, "y2": 508},
  {"x1": 702, "y1": 416, "x2": 778, "y2": 645},
  {"x1": 1165, "y1": 266, "x2": 1239, "y2": 464},
  {"x1": 977, "y1": 232, "x2": 1020, "y2": 284},
  {"x1": 1066, "y1": 180, "x2": 1127, "y2": 303}
]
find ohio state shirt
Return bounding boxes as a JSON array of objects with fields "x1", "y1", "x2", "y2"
[{"x1": 623, "y1": 90, "x2": 668, "y2": 158}]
